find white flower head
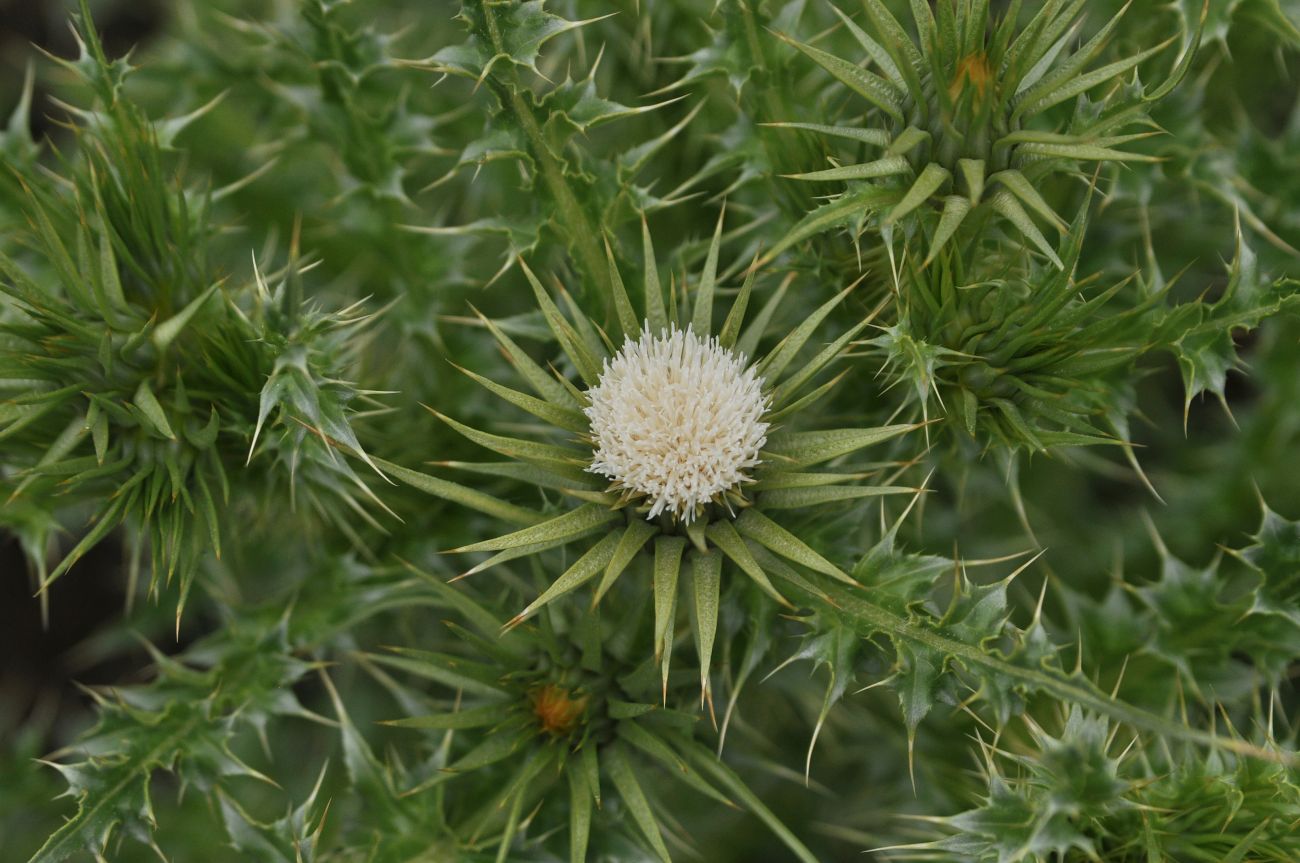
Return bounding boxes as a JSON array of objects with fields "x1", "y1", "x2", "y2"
[{"x1": 584, "y1": 324, "x2": 770, "y2": 523}]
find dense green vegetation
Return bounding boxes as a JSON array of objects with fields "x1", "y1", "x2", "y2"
[{"x1": 3, "y1": 1, "x2": 1300, "y2": 860}]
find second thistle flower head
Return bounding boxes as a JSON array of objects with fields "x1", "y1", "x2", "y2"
[{"x1": 585, "y1": 324, "x2": 769, "y2": 523}]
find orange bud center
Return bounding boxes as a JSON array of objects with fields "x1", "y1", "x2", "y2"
[
  {"x1": 529, "y1": 684, "x2": 589, "y2": 737},
  {"x1": 950, "y1": 53, "x2": 993, "y2": 102}
]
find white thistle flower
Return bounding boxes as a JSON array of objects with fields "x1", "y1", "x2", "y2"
[{"x1": 584, "y1": 324, "x2": 770, "y2": 523}]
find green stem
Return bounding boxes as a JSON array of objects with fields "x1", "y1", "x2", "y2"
[
  {"x1": 480, "y1": 3, "x2": 611, "y2": 317},
  {"x1": 778, "y1": 574, "x2": 1294, "y2": 766}
]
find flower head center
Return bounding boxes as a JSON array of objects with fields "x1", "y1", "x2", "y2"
[
  {"x1": 584, "y1": 325, "x2": 770, "y2": 523},
  {"x1": 529, "y1": 684, "x2": 589, "y2": 737}
]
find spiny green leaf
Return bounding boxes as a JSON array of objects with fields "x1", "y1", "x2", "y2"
[
  {"x1": 594, "y1": 519, "x2": 659, "y2": 606},
  {"x1": 690, "y1": 550, "x2": 723, "y2": 701},
  {"x1": 453, "y1": 503, "x2": 619, "y2": 554},
  {"x1": 692, "y1": 206, "x2": 726, "y2": 335},
  {"x1": 383, "y1": 704, "x2": 509, "y2": 730},
  {"x1": 771, "y1": 30, "x2": 903, "y2": 121},
  {"x1": 886, "y1": 163, "x2": 951, "y2": 226},
  {"x1": 990, "y1": 191, "x2": 1064, "y2": 269},
  {"x1": 375, "y1": 457, "x2": 542, "y2": 526},
  {"x1": 705, "y1": 519, "x2": 789, "y2": 607},
  {"x1": 734, "y1": 509, "x2": 852, "y2": 584},
  {"x1": 652, "y1": 536, "x2": 686, "y2": 674},
  {"x1": 765, "y1": 424, "x2": 914, "y2": 468},
  {"x1": 606, "y1": 744, "x2": 671, "y2": 863},
  {"x1": 508, "y1": 531, "x2": 622, "y2": 626},
  {"x1": 784, "y1": 156, "x2": 910, "y2": 183}
]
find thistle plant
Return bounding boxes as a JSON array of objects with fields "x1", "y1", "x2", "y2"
[
  {"x1": 397, "y1": 216, "x2": 915, "y2": 699},
  {"x1": 0, "y1": 15, "x2": 382, "y2": 623},
  {"x1": 373, "y1": 561, "x2": 821, "y2": 863},
  {"x1": 5, "y1": 3, "x2": 1300, "y2": 863},
  {"x1": 765, "y1": 0, "x2": 1198, "y2": 265}
]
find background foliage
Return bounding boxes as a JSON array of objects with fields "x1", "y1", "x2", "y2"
[{"x1": 3, "y1": 1, "x2": 1300, "y2": 861}]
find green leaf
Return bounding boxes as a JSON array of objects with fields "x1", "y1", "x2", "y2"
[
  {"x1": 1014, "y1": 37, "x2": 1176, "y2": 119},
  {"x1": 958, "y1": 158, "x2": 985, "y2": 204},
  {"x1": 652, "y1": 536, "x2": 686, "y2": 673},
  {"x1": 132, "y1": 380, "x2": 176, "y2": 440},
  {"x1": 692, "y1": 206, "x2": 726, "y2": 335},
  {"x1": 705, "y1": 520, "x2": 789, "y2": 607},
  {"x1": 455, "y1": 364, "x2": 589, "y2": 433},
  {"x1": 758, "y1": 484, "x2": 914, "y2": 509},
  {"x1": 474, "y1": 307, "x2": 582, "y2": 408},
  {"x1": 368, "y1": 648, "x2": 510, "y2": 697},
  {"x1": 431, "y1": 2, "x2": 607, "y2": 80},
  {"x1": 769, "y1": 318, "x2": 867, "y2": 408},
  {"x1": 718, "y1": 255, "x2": 757, "y2": 352},
  {"x1": 618, "y1": 721, "x2": 731, "y2": 806},
  {"x1": 776, "y1": 572, "x2": 1292, "y2": 766},
  {"x1": 761, "y1": 187, "x2": 899, "y2": 264},
  {"x1": 567, "y1": 760, "x2": 593, "y2": 863},
  {"x1": 680, "y1": 741, "x2": 820, "y2": 863},
  {"x1": 734, "y1": 509, "x2": 852, "y2": 584},
  {"x1": 642, "y1": 217, "x2": 668, "y2": 334},
  {"x1": 829, "y1": 4, "x2": 905, "y2": 90},
  {"x1": 861, "y1": 0, "x2": 927, "y2": 104},
  {"x1": 594, "y1": 519, "x2": 659, "y2": 605},
  {"x1": 990, "y1": 191, "x2": 1064, "y2": 269},
  {"x1": 384, "y1": 704, "x2": 509, "y2": 730},
  {"x1": 375, "y1": 457, "x2": 541, "y2": 526},
  {"x1": 925, "y1": 196, "x2": 972, "y2": 266},
  {"x1": 690, "y1": 550, "x2": 723, "y2": 699},
  {"x1": 508, "y1": 531, "x2": 622, "y2": 626},
  {"x1": 784, "y1": 156, "x2": 910, "y2": 183},
  {"x1": 519, "y1": 258, "x2": 603, "y2": 386},
  {"x1": 989, "y1": 169, "x2": 1066, "y2": 233},
  {"x1": 885, "y1": 163, "x2": 950, "y2": 225},
  {"x1": 760, "y1": 121, "x2": 890, "y2": 147},
  {"x1": 152, "y1": 283, "x2": 219, "y2": 351},
  {"x1": 447, "y1": 729, "x2": 531, "y2": 773},
  {"x1": 765, "y1": 424, "x2": 913, "y2": 468},
  {"x1": 432, "y1": 408, "x2": 585, "y2": 471},
  {"x1": 757, "y1": 283, "x2": 856, "y2": 383},
  {"x1": 452, "y1": 503, "x2": 619, "y2": 554},
  {"x1": 605, "y1": 236, "x2": 639, "y2": 340},
  {"x1": 772, "y1": 31, "x2": 903, "y2": 121},
  {"x1": 606, "y1": 744, "x2": 671, "y2": 863}
]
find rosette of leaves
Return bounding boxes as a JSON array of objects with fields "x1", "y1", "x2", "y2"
[
  {"x1": 372, "y1": 560, "x2": 819, "y2": 863},
  {"x1": 0, "y1": 9, "x2": 383, "y2": 619},
  {"x1": 385, "y1": 213, "x2": 917, "y2": 701},
  {"x1": 763, "y1": 0, "x2": 1199, "y2": 265},
  {"x1": 863, "y1": 197, "x2": 1152, "y2": 454},
  {"x1": 864, "y1": 192, "x2": 1300, "y2": 461}
]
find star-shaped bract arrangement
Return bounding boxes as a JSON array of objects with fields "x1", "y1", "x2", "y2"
[{"x1": 408, "y1": 212, "x2": 919, "y2": 703}]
